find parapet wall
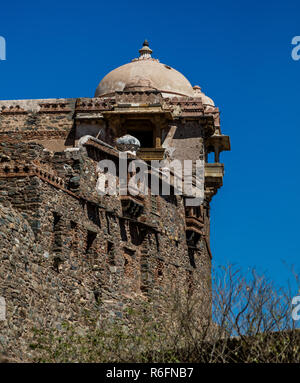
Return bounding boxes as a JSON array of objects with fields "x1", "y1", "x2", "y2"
[{"x1": 0, "y1": 99, "x2": 76, "y2": 151}]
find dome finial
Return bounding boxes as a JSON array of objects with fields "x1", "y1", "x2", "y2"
[{"x1": 139, "y1": 39, "x2": 152, "y2": 60}]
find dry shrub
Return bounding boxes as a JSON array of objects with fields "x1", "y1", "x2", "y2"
[{"x1": 29, "y1": 264, "x2": 300, "y2": 363}]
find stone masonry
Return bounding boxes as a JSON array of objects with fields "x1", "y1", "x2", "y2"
[{"x1": 0, "y1": 41, "x2": 230, "y2": 360}]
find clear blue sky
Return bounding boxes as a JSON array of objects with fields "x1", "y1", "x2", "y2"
[{"x1": 0, "y1": 0, "x2": 299, "y2": 292}]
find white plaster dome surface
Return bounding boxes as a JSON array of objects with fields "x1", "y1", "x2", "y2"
[{"x1": 95, "y1": 41, "x2": 195, "y2": 98}]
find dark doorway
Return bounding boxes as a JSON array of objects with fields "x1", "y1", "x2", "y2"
[
  {"x1": 124, "y1": 119, "x2": 155, "y2": 148},
  {"x1": 127, "y1": 129, "x2": 153, "y2": 148}
]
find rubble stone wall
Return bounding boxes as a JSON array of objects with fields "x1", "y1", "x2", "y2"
[{"x1": 0, "y1": 142, "x2": 211, "y2": 361}]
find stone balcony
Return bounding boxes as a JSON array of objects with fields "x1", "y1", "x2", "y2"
[
  {"x1": 185, "y1": 216, "x2": 204, "y2": 235},
  {"x1": 184, "y1": 205, "x2": 204, "y2": 236},
  {"x1": 120, "y1": 196, "x2": 144, "y2": 217},
  {"x1": 205, "y1": 163, "x2": 224, "y2": 187},
  {"x1": 137, "y1": 147, "x2": 165, "y2": 161},
  {"x1": 119, "y1": 185, "x2": 145, "y2": 217}
]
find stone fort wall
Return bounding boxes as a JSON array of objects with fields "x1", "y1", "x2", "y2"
[{"x1": 0, "y1": 141, "x2": 211, "y2": 361}]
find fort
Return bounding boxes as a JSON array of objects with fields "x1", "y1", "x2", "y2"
[{"x1": 0, "y1": 41, "x2": 230, "y2": 360}]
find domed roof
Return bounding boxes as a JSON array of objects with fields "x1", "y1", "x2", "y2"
[{"x1": 95, "y1": 41, "x2": 195, "y2": 98}]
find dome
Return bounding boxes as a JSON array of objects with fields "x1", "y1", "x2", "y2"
[{"x1": 95, "y1": 41, "x2": 195, "y2": 98}]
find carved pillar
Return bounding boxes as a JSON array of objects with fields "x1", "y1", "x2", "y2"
[
  {"x1": 108, "y1": 115, "x2": 121, "y2": 139},
  {"x1": 153, "y1": 116, "x2": 162, "y2": 148},
  {"x1": 214, "y1": 144, "x2": 220, "y2": 163}
]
